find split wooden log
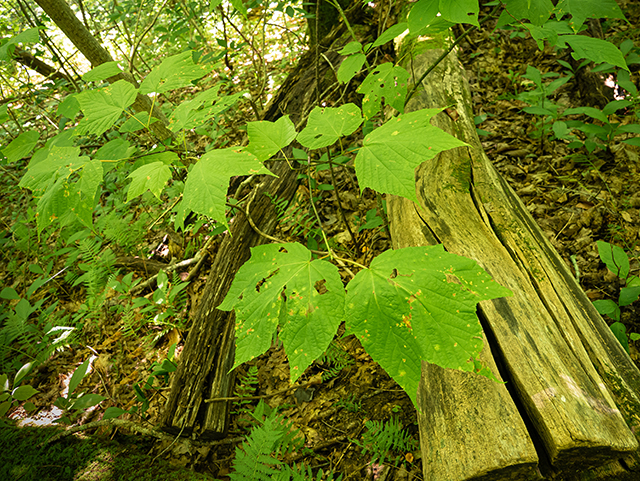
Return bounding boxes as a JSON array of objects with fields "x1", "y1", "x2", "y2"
[{"x1": 388, "y1": 41, "x2": 640, "y2": 480}]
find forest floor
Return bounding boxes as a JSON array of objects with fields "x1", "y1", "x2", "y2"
[{"x1": 2, "y1": 3, "x2": 640, "y2": 481}]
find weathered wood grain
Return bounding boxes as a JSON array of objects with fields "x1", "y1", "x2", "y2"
[{"x1": 389, "y1": 40, "x2": 640, "y2": 480}]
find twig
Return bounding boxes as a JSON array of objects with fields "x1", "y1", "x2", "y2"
[
  {"x1": 243, "y1": 187, "x2": 359, "y2": 277},
  {"x1": 148, "y1": 194, "x2": 182, "y2": 230},
  {"x1": 205, "y1": 379, "x2": 320, "y2": 403},
  {"x1": 39, "y1": 417, "x2": 245, "y2": 447},
  {"x1": 130, "y1": 250, "x2": 206, "y2": 295},
  {"x1": 243, "y1": 185, "x2": 285, "y2": 244},
  {"x1": 151, "y1": 415, "x2": 187, "y2": 464},
  {"x1": 326, "y1": 149, "x2": 360, "y2": 252},
  {"x1": 184, "y1": 234, "x2": 217, "y2": 282},
  {"x1": 129, "y1": 0, "x2": 170, "y2": 74},
  {"x1": 40, "y1": 418, "x2": 167, "y2": 446}
]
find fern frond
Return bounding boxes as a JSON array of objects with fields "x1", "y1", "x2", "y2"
[
  {"x1": 233, "y1": 364, "x2": 259, "y2": 415},
  {"x1": 359, "y1": 417, "x2": 417, "y2": 466},
  {"x1": 0, "y1": 312, "x2": 29, "y2": 346},
  {"x1": 99, "y1": 212, "x2": 147, "y2": 255},
  {"x1": 230, "y1": 415, "x2": 286, "y2": 481},
  {"x1": 230, "y1": 401, "x2": 305, "y2": 480},
  {"x1": 317, "y1": 340, "x2": 353, "y2": 381}
]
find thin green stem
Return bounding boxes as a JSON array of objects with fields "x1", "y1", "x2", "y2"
[
  {"x1": 307, "y1": 160, "x2": 333, "y2": 257},
  {"x1": 327, "y1": 149, "x2": 360, "y2": 252}
]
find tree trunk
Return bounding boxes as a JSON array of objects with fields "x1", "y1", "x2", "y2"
[
  {"x1": 389, "y1": 39, "x2": 640, "y2": 480},
  {"x1": 160, "y1": 24, "x2": 355, "y2": 438},
  {"x1": 33, "y1": 0, "x2": 174, "y2": 141}
]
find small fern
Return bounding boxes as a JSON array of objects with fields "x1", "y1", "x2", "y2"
[
  {"x1": 72, "y1": 237, "x2": 117, "y2": 306},
  {"x1": 97, "y1": 210, "x2": 148, "y2": 256},
  {"x1": 0, "y1": 298, "x2": 73, "y2": 373},
  {"x1": 357, "y1": 417, "x2": 417, "y2": 467},
  {"x1": 336, "y1": 393, "x2": 361, "y2": 413},
  {"x1": 232, "y1": 364, "x2": 259, "y2": 415},
  {"x1": 316, "y1": 339, "x2": 353, "y2": 382},
  {"x1": 229, "y1": 401, "x2": 302, "y2": 481},
  {"x1": 267, "y1": 192, "x2": 321, "y2": 241},
  {"x1": 230, "y1": 400, "x2": 343, "y2": 480}
]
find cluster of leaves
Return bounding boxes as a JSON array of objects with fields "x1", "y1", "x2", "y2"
[
  {"x1": 220, "y1": 243, "x2": 511, "y2": 407},
  {"x1": 514, "y1": 47, "x2": 640, "y2": 154},
  {"x1": 0, "y1": 0, "x2": 635, "y2": 418},
  {"x1": 53, "y1": 357, "x2": 107, "y2": 424},
  {"x1": 593, "y1": 241, "x2": 640, "y2": 353},
  {"x1": 0, "y1": 363, "x2": 38, "y2": 420},
  {"x1": 0, "y1": 266, "x2": 74, "y2": 373}
]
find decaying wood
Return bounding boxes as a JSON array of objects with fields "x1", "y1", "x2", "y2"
[
  {"x1": 388, "y1": 40, "x2": 640, "y2": 480},
  {"x1": 160, "y1": 24, "x2": 353, "y2": 438}
]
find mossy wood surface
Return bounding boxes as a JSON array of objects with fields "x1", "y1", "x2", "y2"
[{"x1": 388, "y1": 44, "x2": 640, "y2": 480}]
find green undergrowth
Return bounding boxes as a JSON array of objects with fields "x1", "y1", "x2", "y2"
[{"x1": 0, "y1": 424, "x2": 213, "y2": 481}]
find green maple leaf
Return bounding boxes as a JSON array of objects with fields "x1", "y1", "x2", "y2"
[
  {"x1": 297, "y1": 104, "x2": 363, "y2": 150},
  {"x1": 93, "y1": 138, "x2": 135, "y2": 163},
  {"x1": 440, "y1": 0, "x2": 479, "y2": 27},
  {"x1": 1, "y1": 130, "x2": 39, "y2": 163},
  {"x1": 0, "y1": 28, "x2": 39, "y2": 61},
  {"x1": 180, "y1": 148, "x2": 273, "y2": 228},
  {"x1": 245, "y1": 115, "x2": 296, "y2": 161},
  {"x1": 127, "y1": 161, "x2": 172, "y2": 201},
  {"x1": 555, "y1": 0, "x2": 625, "y2": 32},
  {"x1": 371, "y1": 23, "x2": 408, "y2": 49},
  {"x1": 139, "y1": 51, "x2": 211, "y2": 95},
  {"x1": 19, "y1": 144, "x2": 103, "y2": 232},
  {"x1": 560, "y1": 35, "x2": 628, "y2": 71},
  {"x1": 354, "y1": 108, "x2": 468, "y2": 202},
  {"x1": 408, "y1": 0, "x2": 439, "y2": 35},
  {"x1": 169, "y1": 86, "x2": 243, "y2": 133},
  {"x1": 357, "y1": 63, "x2": 410, "y2": 119},
  {"x1": 72, "y1": 159, "x2": 103, "y2": 227},
  {"x1": 498, "y1": 0, "x2": 553, "y2": 27},
  {"x1": 219, "y1": 242, "x2": 345, "y2": 383},
  {"x1": 36, "y1": 176, "x2": 74, "y2": 234},
  {"x1": 75, "y1": 80, "x2": 137, "y2": 136},
  {"x1": 345, "y1": 245, "x2": 512, "y2": 407},
  {"x1": 82, "y1": 62, "x2": 122, "y2": 82},
  {"x1": 19, "y1": 146, "x2": 88, "y2": 193},
  {"x1": 120, "y1": 111, "x2": 160, "y2": 133},
  {"x1": 337, "y1": 53, "x2": 366, "y2": 84}
]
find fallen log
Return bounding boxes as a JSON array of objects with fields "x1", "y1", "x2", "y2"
[{"x1": 388, "y1": 38, "x2": 640, "y2": 480}]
